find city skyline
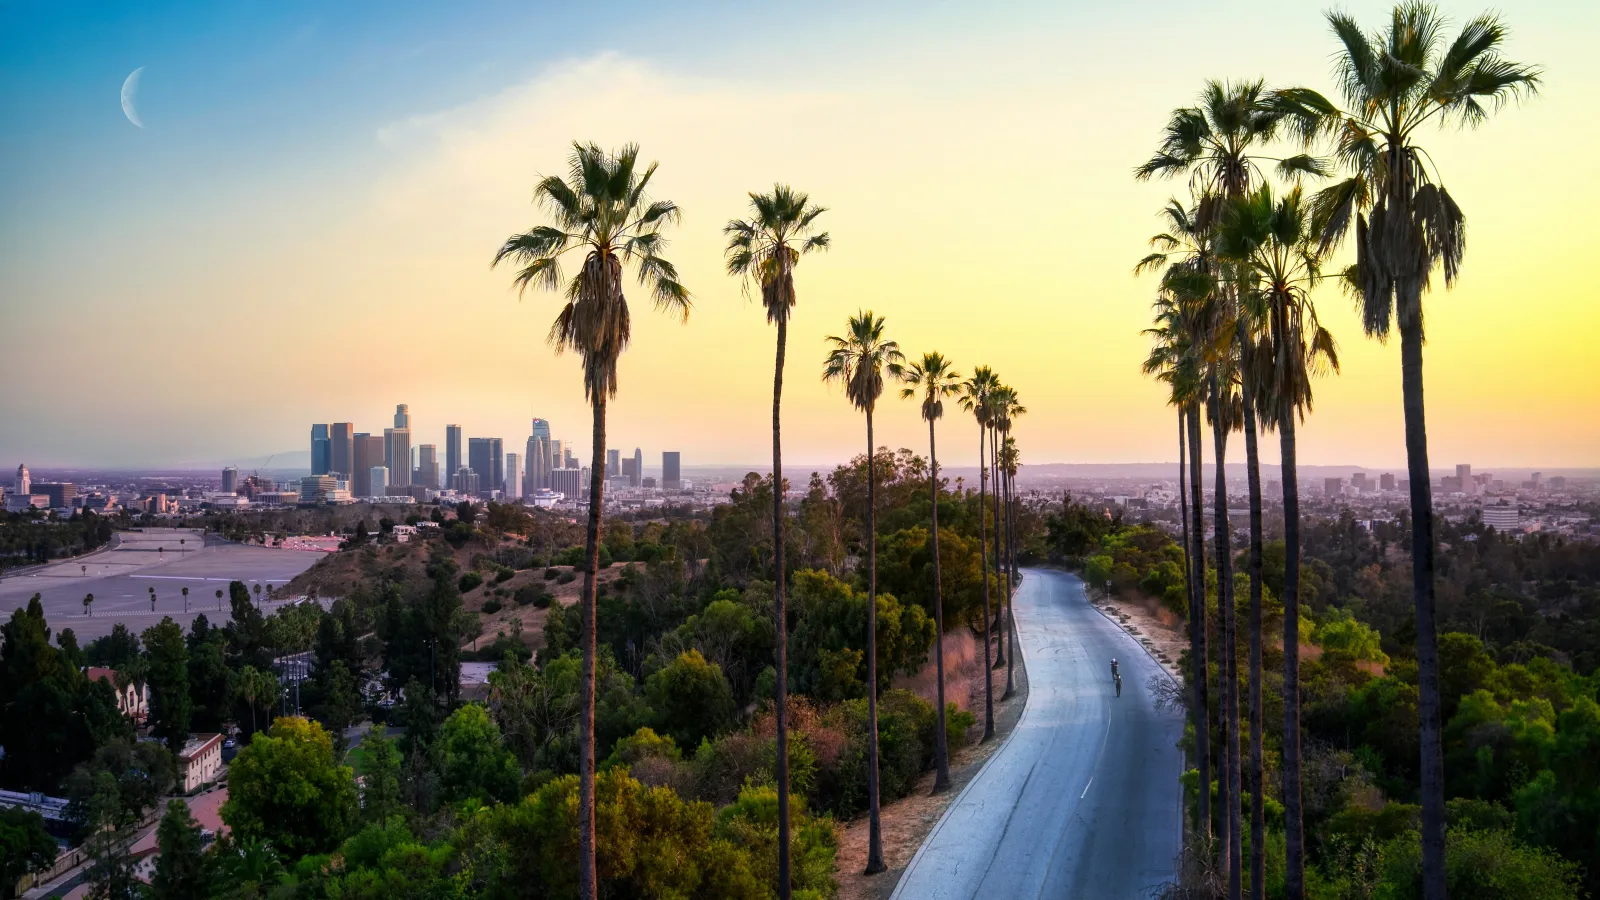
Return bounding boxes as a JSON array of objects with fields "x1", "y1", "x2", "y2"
[{"x1": 2, "y1": 2, "x2": 1594, "y2": 470}]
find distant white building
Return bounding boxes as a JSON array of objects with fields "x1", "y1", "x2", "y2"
[
  {"x1": 1482, "y1": 504, "x2": 1521, "y2": 533},
  {"x1": 369, "y1": 466, "x2": 389, "y2": 498}
]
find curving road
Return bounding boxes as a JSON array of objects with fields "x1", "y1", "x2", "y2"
[{"x1": 892, "y1": 568, "x2": 1184, "y2": 899}]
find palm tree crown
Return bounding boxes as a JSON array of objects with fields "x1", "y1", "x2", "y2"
[
  {"x1": 823, "y1": 312, "x2": 903, "y2": 415},
  {"x1": 492, "y1": 141, "x2": 691, "y2": 400},
  {"x1": 725, "y1": 184, "x2": 830, "y2": 324},
  {"x1": 898, "y1": 353, "x2": 962, "y2": 422},
  {"x1": 1274, "y1": 3, "x2": 1539, "y2": 338}
]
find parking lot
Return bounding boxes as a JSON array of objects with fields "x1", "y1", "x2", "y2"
[{"x1": 0, "y1": 528, "x2": 325, "y2": 641}]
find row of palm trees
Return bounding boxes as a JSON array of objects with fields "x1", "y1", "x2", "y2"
[
  {"x1": 1136, "y1": 5, "x2": 1538, "y2": 899},
  {"x1": 494, "y1": 149, "x2": 1029, "y2": 898}
]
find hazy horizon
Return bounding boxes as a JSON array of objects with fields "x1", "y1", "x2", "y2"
[{"x1": 4, "y1": 1, "x2": 1595, "y2": 470}]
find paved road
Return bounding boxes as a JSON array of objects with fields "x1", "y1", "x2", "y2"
[{"x1": 892, "y1": 568, "x2": 1184, "y2": 900}]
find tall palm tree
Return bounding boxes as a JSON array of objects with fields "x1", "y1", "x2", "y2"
[
  {"x1": 985, "y1": 386, "x2": 1021, "y2": 697},
  {"x1": 726, "y1": 184, "x2": 828, "y2": 897},
  {"x1": 1218, "y1": 184, "x2": 1340, "y2": 898},
  {"x1": 1274, "y1": 8, "x2": 1537, "y2": 895},
  {"x1": 997, "y1": 391, "x2": 1026, "y2": 698},
  {"x1": 83, "y1": 593, "x2": 94, "y2": 617},
  {"x1": 493, "y1": 141, "x2": 691, "y2": 900},
  {"x1": 898, "y1": 352, "x2": 963, "y2": 793},
  {"x1": 1137, "y1": 81, "x2": 1321, "y2": 892},
  {"x1": 959, "y1": 366, "x2": 1001, "y2": 742},
  {"x1": 822, "y1": 310, "x2": 903, "y2": 875},
  {"x1": 1137, "y1": 201, "x2": 1215, "y2": 849}
]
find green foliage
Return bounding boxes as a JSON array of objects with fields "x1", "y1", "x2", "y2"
[
  {"x1": 149, "y1": 799, "x2": 213, "y2": 900},
  {"x1": 788, "y1": 570, "x2": 933, "y2": 700},
  {"x1": 436, "y1": 703, "x2": 520, "y2": 804},
  {"x1": 481, "y1": 596, "x2": 503, "y2": 614},
  {"x1": 0, "y1": 806, "x2": 57, "y2": 895},
  {"x1": 65, "y1": 738, "x2": 175, "y2": 831},
  {"x1": 223, "y1": 717, "x2": 358, "y2": 859},
  {"x1": 1314, "y1": 607, "x2": 1391, "y2": 665},
  {"x1": 142, "y1": 617, "x2": 192, "y2": 753},
  {"x1": 1366, "y1": 826, "x2": 1582, "y2": 900},
  {"x1": 457, "y1": 571, "x2": 483, "y2": 593},
  {"x1": 645, "y1": 650, "x2": 735, "y2": 751}
]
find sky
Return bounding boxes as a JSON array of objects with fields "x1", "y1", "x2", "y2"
[{"x1": 2, "y1": 0, "x2": 1596, "y2": 472}]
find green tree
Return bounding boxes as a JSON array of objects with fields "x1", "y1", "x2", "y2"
[
  {"x1": 149, "y1": 799, "x2": 213, "y2": 900},
  {"x1": 1275, "y1": 9, "x2": 1540, "y2": 894},
  {"x1": 645, "y1": 650, "x2": 735, "y2": 751},
  {"x1": 235, "y1": 665, "x2": 279, "y2": 738},
  {"x1": 223, "y1": 716, "x2": 358, "y2": 859},
  {"x1": 494, "y1": 141, "x2": 691, "y2": 900},
  {"x1": 822, "y1": 309, "x2": 904, "y2": 875},
  {"x1": 142, "y1": 617, "x2": 192, "y2": 753},
  {"x1": 436, "y1": 703, "x2": 520, "y2": 804},
  {"x1": 355, "y1": 732, "x2": 402, "y2": 825},
  {"x1": 897, "y1": 351, "x2": 963, "y2": 793},
  {"x1": 726, "y1": 181, "x2": 829, "y2": 900},
  {"x1": 0, "y1": 807, "x2": 57, "y2": 899}
]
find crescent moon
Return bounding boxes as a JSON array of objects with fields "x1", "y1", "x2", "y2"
[{"x1": 121, "y1": 67, "x2": 145, "y2": 128}]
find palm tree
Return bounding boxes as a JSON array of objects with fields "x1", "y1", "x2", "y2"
[
  {"x1": 1136, "y1": 198, "x2": 1215, "y2": 851},
  {"x1": 959, "y1": 366, "x2": 1001, "y2": 741},
  {"x1": 83, "y1": 593, "x2": 94, "y2": 617},
  {"x1": 983, "y1": 386, "x2": 1014, "y2": 691},
  {"x1": 725, "y1": 184, "x2": 828, "y2": 898},
  {"x1": 996, "y1": 390, "x2": 1026, "y2": 699},
  {"x1": 822, "y1": 310, "x2": 903, "y2": 876},
  {"x1": 1137, "y1": 81, "x2": 1316, "y2": 888},
  {"x1": 1273, "y1": 8, "x2": 1538, "y2": 895},
  {"x1": 150, "y1": 587, "x2": 157, "y2": 613},
  {"x1": 182, "y1": 586, "x2": 189, "y2": 613},
  {"x1": 1219, "y1": 184, "x2": 1341, "y2": 898},
  {"x1": 216, "y1": 589, "x2": 223, "y2": 612},
  {"x1": 898, "y1": 352, "x2": 963, "y2": 793},
  {"x1": 494, "y1": 141, "x2": 691, "y2": 900}
]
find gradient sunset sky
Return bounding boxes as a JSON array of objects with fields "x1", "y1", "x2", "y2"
[{"x1": 2, "y1": 0, "x2": 1594, "y2": 471}]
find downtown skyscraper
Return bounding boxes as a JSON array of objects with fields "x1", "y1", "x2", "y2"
[
  {"x1": 330, "y1": 423, "x2": 353, "y2": 478},
  {"x1": 310, "y1": 424, "x2": 331, "y2": 475},
  {"x1": 445, "y1": 425, "x2": 462, "y2": 486}
]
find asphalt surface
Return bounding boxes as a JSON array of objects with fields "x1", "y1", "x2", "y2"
[
  {"x1": 892, "y1": 568, "x2": 1184, "y2": 900},
  {"x1": 0, "y1": 528, "x2": 325, "y2": 640}
]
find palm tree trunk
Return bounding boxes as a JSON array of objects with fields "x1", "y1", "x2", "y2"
[
  {"x1": 1002, "y1": 446, "x2": 1017, "y2": 699},
  {"x1": 1241, "y1": 381, "x2": 1265, "y2": 900},
  {"x1": 1208, "y1": 372, "x2": 1239, "y2": 891},
  {"x1": 1178, "y1": 409, "x2": 1191, "y2": 634},
  {"x1": 991, "y1": 432, "x2": 1005, "y2": 669},
  {"x1": 1187, "y1": 400, "x2": 1210, "y2": 847},
  {"x1": 865, "y1": 408, "x2": 886, "y2": 874},
  {"x1": 772, "y1": 313, "x2": 792, "y2": 900},
  {"x1": 1401, "y1": 304, "x2": 1446, "y2": 900},
  {"x1": 928, "y1": 416, "x2": 951, "y2": 794},
  {"x1": 577, "y1": 392, "x2": 606, "y2": 900},
  {"x1": 1281, "y1": 403, "x2": 1305, "y2": 899},
  {"x1": 978, "y1": 423, "x2": 994, "y2": 742}
]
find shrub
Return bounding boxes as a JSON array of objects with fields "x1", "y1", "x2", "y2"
[
  {"x1": 544, "y1": 567, "x2": 559, "y2": 580},
  {"x1": 514, "y1": 584, "x2": 552, "y2": 609},
  {"x1": 482, "y1": 597, "x2": 503, "y2": 614},
  {"x1": 558, "y1": 571, "x2": 576, "y2": 585},
  {"x1": 458, "y1": 572, "x2": 483, "y2": 593},
  {"x1": 494, "y1": 567, "x2": 515, "y2": 584}
]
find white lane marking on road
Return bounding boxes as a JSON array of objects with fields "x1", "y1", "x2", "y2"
[{"x1": 1080, "y1": 777, "x2": 1093, "y2": 799}]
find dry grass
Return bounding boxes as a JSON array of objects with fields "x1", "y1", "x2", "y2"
[{"x1": 833, "y1": 626, "x2": 1030, "y2": 900}]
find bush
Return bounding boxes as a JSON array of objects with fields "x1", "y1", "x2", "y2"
[
  {"x1": 494, "y1": 567, "x2": 515, "y2": 584},
  {"x1": 1369, "y1": 826, "x2": 1581, "y2": 900},
  {"x1": 558, "y1": 571, "x2": 576, "y2": 585},
  {"x1": 458, "y1": 572, "x2": 483, "y2": 593},
  {"x1": 514, "y1": 584, "x2": 552, "y2": 609},
  {"x1": 482, "y1": 597, "x2": 503, "y2": 614},
  {"x1": 544, "y1": 567, "x2": 559, "y2": 580}
]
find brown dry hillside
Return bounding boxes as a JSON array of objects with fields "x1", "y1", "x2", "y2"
[{"x1": 283, "y1": 532, "x2": 632, "y2": 654}]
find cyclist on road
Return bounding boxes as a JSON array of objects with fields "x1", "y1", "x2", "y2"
[{"x1": 1110, "y1": 658, "x2": 1119, "y2": 680}]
